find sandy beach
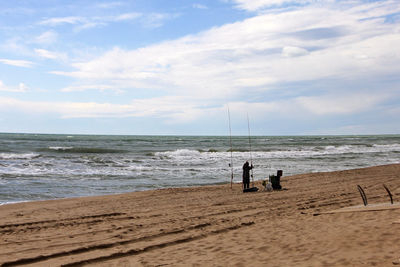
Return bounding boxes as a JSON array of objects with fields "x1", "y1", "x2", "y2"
[{"x1": 1, "y1": 164, "x2": 400, "y2": 266}]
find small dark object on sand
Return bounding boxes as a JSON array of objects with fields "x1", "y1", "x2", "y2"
[
  {"x1": 357, "y1": 185, "x2": 368, "y2": 206},
  {"x1": 383, "y1": 184, "x2": 393, "y2": 204}
]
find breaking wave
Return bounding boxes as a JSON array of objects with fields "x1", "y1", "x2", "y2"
[
  {"x1": 42, "y1": 147, "x2": 127, "y2": 154},
  {"x1": 155, "y1": 149, "x2": 201, "y2": 158},
  {"x1": 0, "y1": 152, "x2": 41, "y2": 160}
]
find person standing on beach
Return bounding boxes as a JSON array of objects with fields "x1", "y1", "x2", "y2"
[{"x1": 242, "y1": 161, "x2": 253, "y2": 189}]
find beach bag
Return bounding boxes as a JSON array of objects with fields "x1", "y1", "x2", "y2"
[{"x1": 265, "y1": 182, "x2": 273, "y2": 192}]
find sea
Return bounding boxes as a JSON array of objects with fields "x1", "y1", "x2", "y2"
[{"x1": 0, "y1": 133, "x2": 399, "y2": 205}]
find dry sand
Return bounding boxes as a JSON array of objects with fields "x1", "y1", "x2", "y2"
[{"x1": 1, "y1": 164, "x2": 400, "y2": 266}]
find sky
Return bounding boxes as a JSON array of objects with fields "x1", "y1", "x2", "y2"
[{"x1": 0, "y1": 0, "x2": 399, "y2": 135}]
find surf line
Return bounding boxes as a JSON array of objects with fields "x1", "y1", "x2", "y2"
[{"x1": 227, "y1": 105, "x2": 234, "y2": 189}]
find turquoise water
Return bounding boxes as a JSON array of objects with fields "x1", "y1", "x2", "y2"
[{"x1": 0, "y1": 133, "x2": 399, "y2": 204}]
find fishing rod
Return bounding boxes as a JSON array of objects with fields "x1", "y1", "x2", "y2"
[
  {"x1": 247, "y1": 113, "x2": 254, "y2": 187},
  {"x1": 228, "y1": 106, "x2": 234, "y2": 189}
]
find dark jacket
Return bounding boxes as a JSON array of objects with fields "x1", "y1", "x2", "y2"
[{"x1": 242, "y1": 162, "x2": 253, "y2": 181}]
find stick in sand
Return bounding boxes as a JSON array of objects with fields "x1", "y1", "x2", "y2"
[
  {"x1": 228, "y1": 106, "x2": 234, "y2": 189},
  {"x1": 357, "y1": 185, "x2": 368, "y2": 206},
  {"x1": 383, "y1": 184, "x2": 393, "y2": 204},
  {"x1": 247, "y1": 113, "x2": 254, "y2": 187}
]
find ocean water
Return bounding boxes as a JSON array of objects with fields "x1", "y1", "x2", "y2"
[{"x1": 0, "y1": 133, "x2": 399, "y2": 204}]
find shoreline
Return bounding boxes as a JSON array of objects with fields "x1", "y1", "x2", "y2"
[
  {"x1": 2, "y1": 134, "x2": 399, "y2": 207},
  {"x1": 1, "y1": 164, "x2": 400, "y2": 266},
  {"x1": 2, "y1": 163, "x2": 398, "y2": 207}
]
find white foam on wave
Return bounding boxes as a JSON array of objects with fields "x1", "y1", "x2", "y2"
[
  {"x1": 155, "y1": 149, "x2": 201, "y2": 158},
  {"x1": 0, "y1": 200, "x2": 29, "y2": 206},
  {"x1": 126, "y1": 165, "x2": 154, "y2": 171},
  {"x1": 261, "y1": 143, "x2": 400, "y2": 159},
  {"x1": 335, "y1": 145, "x2": 352, "y2": 151},
  {"x1": 49, "y1": 146, "x2": 73, "y2": 151},
  {"x1": 331, "y1": 144, "x2": 400, "y2": 154},
  {"x1": 0, "y1": 152, "x2": 41, "y2": 160},
  {"x1": 372, "y1": 143, "x2": 400, "y2": 151},
  {"x1": 150, "y1": 144, "x2": 400, "y2": 163}
]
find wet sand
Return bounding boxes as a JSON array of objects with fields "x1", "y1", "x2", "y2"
[{"x1": 1, "y1": 164, "x2": 400, "y2": 266}]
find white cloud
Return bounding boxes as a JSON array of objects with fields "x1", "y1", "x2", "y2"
[
  {"x1": 60, "y1": 84, "x2": 122, "y2": 93},
  {"x1": 0, "y1": 81, "x2": 29, "y2": 92},
  {"x1": 295, "y1": 92, "x2": 389, "y2": 115},
  {"x1": 35, "y1": 49, "x2": 66, "y2": 60},
  {"x1": 0, "y1": 87, "x2": 390, "y2": 125},
  {"x1": 230, "y1": 0, "x2": 315, "y2": 11},
  {"x1": 50, "y1": 1, "x2": 400, "y2": 104},
  {"x1": 0, "y1": 96, "x2": 210, "y2": 122},
  {"x1": 95, "y1": 2, "x2": 125, "y2": 9},
  {"x1": 0, "y1": 58, "x2": 34, "y2": 68},
  {"x1": 38, "y1": 13, "x2": 145, "y2": 32},
  {"x1": 0, "y1": 96, "x2": 127, "y2": 118},
  {"x1": 74, "y1": 21, "x2": 106, "y2": 31},
  {"x1": 193, "y1": 4, "x2": 208, "y2": 9},
  {"x1": 227, "y1": 89, "x2": 391, "y2": 119},
  {"x1": 1, "y1": 38, "x2": 26, "y2": 54},
  {"x1": 39, "y1": 16, "x2": 105, "y2": 32},
  {"x1": 34, "y1": 31, "x2": 58, "y2": 44},
  {"x1": 282, "y1": 46, "x2": 309, "y2": 57},
  {"x1": 114, "y1": 12, "x2": 142, "y2": 21},
  {"x1": 39, "y1": 16, "x2": 84, "y2": 26},
  {"x1": 18, "y1": 83, "x2": 29, "y2": 92},
  {"x1": 141, "y1": 13, "x2": 180, "y2": 28},
  {"x1": 2, "y1": 0, "x2": 388, "y2": 132}
]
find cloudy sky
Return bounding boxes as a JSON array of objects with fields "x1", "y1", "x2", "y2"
[{"x1": 0, "y1": 0, "x2": 399, "y2": 135}]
